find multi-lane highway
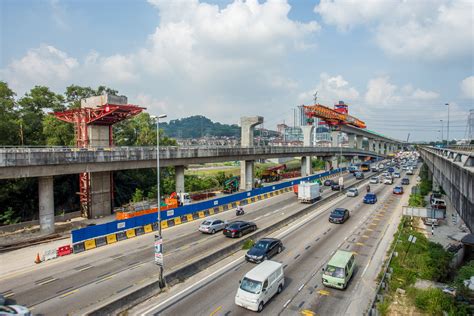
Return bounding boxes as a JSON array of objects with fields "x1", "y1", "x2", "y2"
[
  {"x1": 1, "y1": 170, "x2": 377, "y2": 315},
  {"x1": 131, "y1": 169, "x2": 414, "y2": 316}
]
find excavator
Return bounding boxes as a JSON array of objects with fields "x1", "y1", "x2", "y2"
[
  {"x1": 223, "y1": 176, "x2": 239, "y2": 194},
  {"x1": 303, "y1": 101, "x2": 366, "y2": 130},
  {"x1": 260, "y1": 164, "x2": 286, "y2": 182}
]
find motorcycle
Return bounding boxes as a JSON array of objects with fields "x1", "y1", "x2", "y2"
[
  {"x1": 366, "y1": 185, "x2": 371, "y2": 193},
  {"x1": 236, "y1": 207, "x2": 245, "y2": 216}
]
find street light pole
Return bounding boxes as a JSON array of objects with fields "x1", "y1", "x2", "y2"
[
  {"x1": 445, "y1": 103, "x2": 450, "y2": 146},
  {"x1": 152, "y1": 114, "x2": 167, "y2": 288},
  {"x1": 440, "y1": 120, "x2": 443, "y2": 145}
]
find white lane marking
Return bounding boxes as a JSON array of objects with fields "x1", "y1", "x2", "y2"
[
  {"x1": 283, "y1": 299, "x2": 292, "y2": 308},
  {"x1": 137, "y1": 255, "x2": 244, "y2": 315},
  {"x1": 298, "y1": 284, "x2": 305, "y2": 292}
]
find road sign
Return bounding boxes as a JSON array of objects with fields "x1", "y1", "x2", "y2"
[{"x1": 154, "y1": 235, "x2": 163, "y2": 266}]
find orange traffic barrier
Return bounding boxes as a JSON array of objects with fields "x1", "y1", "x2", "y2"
[{"x1": 35, "y1": 252, "x2": 42, "y2": 264}]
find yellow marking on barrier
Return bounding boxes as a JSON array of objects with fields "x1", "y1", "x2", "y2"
[
  {"x1": 301, "y1": 310, "x2": 316, "y2": 316},
  {"x1": 187, "y1": 214, "x2": 194, "y2": 222},
  {"x1": 126, "y1": 229, "x2": 136, "y2": 239},
  {"x1": 356, "y1": 242, "x2": 365, "y2": 246},
  {"x1": 198, "y1": 211, "x2": 204, "y2": 218},
  {"x1": 161, "y1": 221, "x2": 168, "y2": 229},
  {"x1": 84, "y1": 239, "x2": 96, "y2": 250},
  {"x1": 209, "y1": 305, "x2": 222, "y2": 316},
  {"x1": 247, "y1": 198, "x2": 252, "y2": 204},
  {"x1": 106, "y1": 234, "x2": 117, "y2": 244},
  {"x1": 60, "y1": 289, "x2": 78, "y2": 298},
  {"x1": 208, "y1": 209, "x2": 214, "y2": 215},
  {"x1": 219, "y1": 206, "x2": 224, "y2": 212},
  {"x1": 144, "y1": 224, "x2": 153, "y2": 233},
  {"x1": 174, "y1": 217, "x2": 182, "y2": 225},
  {"x1": 318, "y1": 289, "x2": 330, "y2": 296}
]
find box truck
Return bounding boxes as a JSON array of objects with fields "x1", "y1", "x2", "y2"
[{"x1": 298, "y1": 182, "x2": 321, "y2": 203}]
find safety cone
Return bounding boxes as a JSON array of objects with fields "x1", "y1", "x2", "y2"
[{"x1": 34, "y1": 252, "x2": 42, "y2": 264}]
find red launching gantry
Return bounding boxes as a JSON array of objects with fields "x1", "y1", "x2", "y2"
[{"x1": 303, "y1": 101, "x2": 366, "y2": 130}]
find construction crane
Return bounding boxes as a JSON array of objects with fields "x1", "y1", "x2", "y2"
[{"x1": 303, "y1": 100, "x2": 366, "y2": 130}]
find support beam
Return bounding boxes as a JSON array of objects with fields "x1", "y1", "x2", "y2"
[
  {"x1": 369, "y1": 139, "x2": 375, "y2": 153},
  {"x1": 348, "y1": 134, "x2": 357, "y2": 148},
  {"x1": 89, "y1": 171, "x2": 112, "y2": 218},
  {"x1": 239, "y1": 116, "x2": 263, "y2": 191},
  {"x1": 175, "y1": 165, "x2": 185, "y2": 194},
  {"x1": 300, "y1": 156, "x2": 311, "y2": 177},
  {"x1": 331, "y1": 131, "x2": 339, "y2": 147},
  {"x1": 301, "y1": 125, "x2": 314, "y2": 177},
  {"x1": 356, "y1": 136, "x2": 364, "y2": 150},
  {"x1": 39, "y1": 176, "x2": 55, "y2": 234}
]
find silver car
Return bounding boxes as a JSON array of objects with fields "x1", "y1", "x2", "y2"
[
  {"x1": 199, "y1": 218, "x2": 226, "y2": 234},
  {"x1": 370, "y1": 177, "x2": 379, "y2": 184},
  {"x1": 346, "y1": 188, "x2": 359, "y2": 197}
]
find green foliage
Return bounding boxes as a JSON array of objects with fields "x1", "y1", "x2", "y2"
[
  {"x1": 453, "y1": 260, "x2": 474, "y2": 296},
  {"x1": 312, "y1": 158, "x2": 326, "y2": 170},
  {"x1": 408, "y1": 287, "x2": 469, "y2": 316},
  {"x1": 0, "y1": 82, "x2": 21, "y2": 145},
  {"x1": 43, "y1": 115, "x2": 75, "y2": 146},
  {"x1": 376, "y1": 298, "x2": 391, "y2": 316},
  {"x1": 131, "y1": 188, "x2": 145, "y2": 203},
  {"x1": 408, "y1": 193, "x2": 426, "y2": 207},
  {"x1": 242, "y1": 239, "x2": 255, "y2": 250},
  {"x1": 161, "y1": 115, "x2": 240, "y2": 138},
  {"x1": 0, "y1": 207, "x2": 20, "y2": 225}
]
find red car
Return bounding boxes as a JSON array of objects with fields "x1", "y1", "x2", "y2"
[{"x1": 393, "y1": 186, "x2": 404, "y2": 195}]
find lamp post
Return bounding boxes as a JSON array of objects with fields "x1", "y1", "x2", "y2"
[
  {"x1": 440, "y1": 120, "x2": 443, "y2": 145},
  {"x1": 152, "y1": 114, "x2": 167, "y2": 288},
  {"x1": 445, "y1": 103, "x2": 450, "y2": 146}
]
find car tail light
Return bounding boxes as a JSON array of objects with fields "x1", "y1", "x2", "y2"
[{"x1": 232, "y1": 229, "x2": 238, "y2": 233}]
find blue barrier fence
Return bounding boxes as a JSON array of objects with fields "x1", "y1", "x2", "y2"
[{"x1": 72, "y1": 166, "x2": 353, "y2": 243}]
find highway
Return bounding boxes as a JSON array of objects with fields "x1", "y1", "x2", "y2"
[
  {"x1": 132, "y1": 169, "x2": 413, "y2": 316},
  {"x1": 0, "y1": 170, "x2": 375, "y2": 315}
]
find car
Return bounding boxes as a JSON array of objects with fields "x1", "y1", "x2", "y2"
[
  {"x1": 329, "y1": 208, "x2": 350, "y2": 224},
  {"x1": 393, "y1": 172, "x2": 401, "y2": 178},
  {"x1": 430, "y1": 192, "x2": 443, "y2": 204},
  {"x1": 401, "y1": 178, "x2": 410, "y2": 185},
  {"x1": 346, "y1": 188, "x2": 358, "y2": 197},
  {"x1": 354, "y1": 172, "x2": 364, "y2": 180},
  {"x1": 349, "y1": 166, "x2": 358, "y2": 173},
  {"x1": 393, "y1": 186, "x2": 404, "y2": 195},
  {"x1": 245, "y1": 238, "x2": 283, "y2": 263},
  {"x1": 371, "y1": 166, "x2": 378, "y2": 172},
  {"x1": 324, "y1": 179, "x2": 335, "y2": 186},
  {"x1": 431, "y1": 198, "x2": 447, "y2": 210},
  {"x1": 383, "y1": 177, "x2": 393, "y2": 185},
  {"x1": 199, "y1": 218, "x2": 226, "y2": 234},
  {"x1": 331, "y1": 183, "x2": 344, "y2": 191},
  {"x1": 363, "y1": 193, "x2": 377, "y2": 204},
  {"x1": 406, "y1": 169, "x2": 414, "y2": 175},
  {"x1": 223, "y1": 221, "x2": 257, "y2": 238},
  {"x1": 369, "y1": 177, "x2": 379, "y2": 184},
  {"x1": 0, "y1": 305, "x2": 31, "y2": 316}
]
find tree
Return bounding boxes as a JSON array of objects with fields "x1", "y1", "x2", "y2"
[
  {"x1": 131, "y1": 188, "x2": 144, "y2": 203},
  {"x1": 43, "y1": 115, "x2": 75, "y2": 146},
  {"x1": 0, "y1": 81, "x2": 20, "y2": 145}
]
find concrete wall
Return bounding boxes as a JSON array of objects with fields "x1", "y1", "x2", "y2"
[{"x1": 419, "y1": 147, "x2": 474, "y2": 232}]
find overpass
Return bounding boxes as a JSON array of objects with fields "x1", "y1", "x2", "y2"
[{"x1": 418, "y1": 146, "x2": 474, "y2": 231}]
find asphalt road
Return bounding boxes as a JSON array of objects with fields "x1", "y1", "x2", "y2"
[
  {"x1": 0, "y1": 170, "x2": 375, "y2": 315},
  {"x1": 133, "y1": 170, "x2": 413, "y2": 316}
]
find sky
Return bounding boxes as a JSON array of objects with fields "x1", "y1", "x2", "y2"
[{"x1": 1, "y1": 0, "x2": 473, "y2": 141}]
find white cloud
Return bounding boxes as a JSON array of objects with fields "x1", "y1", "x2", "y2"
[
  {"x1": 315, "y1": 0, "x2": 474, "y2": 60},
  {"x1": 411, "y1": 88, "x2": 439, "y2": 100},
  {"x1": 364, "y1": 76, "x2": 400, "y2": 106},
  {"x1": 461, "y1": 76, "x2": 474, "y2": 98},
  {"x1": 299, "y1": 73, "x2": 360, "y2": 105},
  {"x1": 0, "y1": 44, "x2": 78, "y2": 93}
]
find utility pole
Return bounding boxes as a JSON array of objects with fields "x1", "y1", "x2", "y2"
[
  {"x1": 440, "y1": 120, "x2": 443, "y2": 145},
  {"x1": 445, "y1": 103, "x2": 450, "y2": 146}
]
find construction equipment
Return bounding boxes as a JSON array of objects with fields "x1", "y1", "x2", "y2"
[
  {"x1": 223, "y1": 176, "x2": 239, "y2": 194},
  {"x1": 261, "y1": 164, "x2": 286, "y2": 182},
  {"x1": 303, "y1": 101, "x2": 366, "y2": 130}
]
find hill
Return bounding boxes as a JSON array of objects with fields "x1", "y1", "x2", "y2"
[{"x1": 161, "y1": 115, "x2": 240, "y2": 138}]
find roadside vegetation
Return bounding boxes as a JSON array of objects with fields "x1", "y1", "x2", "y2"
[
  {"x1": 376, "y1": 218, "x2": 472, "y2": 315},
  {"x1": 408, "y1": 163, "x2": 431, "y2": 207}
]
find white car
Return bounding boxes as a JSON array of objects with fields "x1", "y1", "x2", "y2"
[
  {"x1": 0, "y1": 305, "x2": 31, "y2": 316},
  {"x1": 383, "y1": 177, "x2": 393, "y2": 185},
  {"x1": 346, "y1": 188, "x2": 359, "y2": 197},
  {"x1": 393, "y1": 172, "x2": 401, "y2": 178},
  {"x1": 369, "y1": 177, "x2": 379, "y2": 184},
  {"x1": 406, "y1": 169, "x2": 414, "y2": 175}
]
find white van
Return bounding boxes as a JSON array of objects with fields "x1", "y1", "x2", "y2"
[{"x1": 235, "y1": 260, "x2": 284, "y2": 312}]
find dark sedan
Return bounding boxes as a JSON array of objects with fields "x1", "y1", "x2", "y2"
[
  {"x1": 401, "y1": 178, "x2": 410, "y2": 185},
  {"x1": 331, "y1": 183, "x2": 344, "y2": 191},
  {"x1": 329, "y1": 208, "x2": 350, "y2": 224},
  {"x1": 245, "y1": 238, "x2": 283, "y2": 263},
  {"x1": 223, "y1": 221, "x2": 257, "y2": 238},
  {"x1": 324, "y1": 179, "x2": 335, "y2": 186}
]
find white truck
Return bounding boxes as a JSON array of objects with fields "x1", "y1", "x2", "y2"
[{"x1": 298, "y1": 182, "x2": 321, "y2": 203}]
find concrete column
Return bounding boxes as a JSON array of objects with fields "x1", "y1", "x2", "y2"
[
  {"x1": 240, "y1": 160, "x2": 254, "y2": 191},
  {"x1": 39, "y1": 176, "x2": 55, "y2": 234},
  {"x1": 369, "y1": 139, "x2": 375, "y2": 152},
  {"x1": 348, "y1": 134, "x2": 357, "y2": 148},
  {"x1": 432, "y1": 177, "x2": 441, "y2": 192},
  {"x1": 175, "y1": 165, "x2": 185, "y2": 194},
  {"x1": 239, "y1": 116, "x2": 263, "y2": 191},
  {"x1": 300, "y1": 156, "x2": 311, "y2": 177},
  {"x1": 301, "y1": 126, "x2": 314, "y2": 176},
  {"x1": 89, "y1": 171, "x2": 112, "y2": 218},
  {"x1": 331, "y1": 131, "x2": 339, "y2": 147},
  {"x1": 356, "y1": 136, "x2": 364, "y2": 150}
]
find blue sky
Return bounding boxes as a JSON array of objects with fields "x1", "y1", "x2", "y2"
[{"x1": 1, "y1": 0, "x2": 473, "y2": 141}]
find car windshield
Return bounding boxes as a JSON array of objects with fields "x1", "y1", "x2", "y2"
[
  {"x1": 202, "y1": 221, "x2": 211, "y2": 225},
  {"x1": 332, "y1": 209, "x2": 345, "y2": 216},
  {"x1": 254, "y1": 240, "x2": 270, "y2": 250},
  {"x1": 240, "y1": 277, "x2": 262, "y2": 294},
  {"x1": 366, "y1": 194, "x2": 375, "y2": 198},
  {"x1": 228, "y1": 223, "x2": 240, "y2": 229},
  {"x1": 324, "y1": 265, "x2": 345, "y2": 278},
  {"x1": 348, "y1": 189, "x2": 356, "y2": 192}
]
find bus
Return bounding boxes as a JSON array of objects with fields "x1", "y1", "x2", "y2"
[{"x1": 360, "y1": 163, "x2": 370, "y2": 172}]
